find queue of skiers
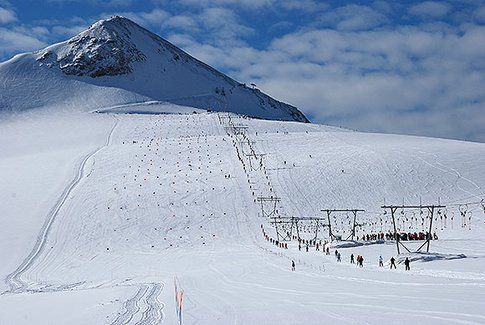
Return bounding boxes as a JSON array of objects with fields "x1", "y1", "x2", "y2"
[
  {"x1": 295, "y1": 237, "x2": 323, "y2": 250},
  {"x1": 336, "y1": 250, "x2": 363, "y2": 266},
  {"x1": 261, "y1": 224, "x2": 288, "y2": 249},
  {"x1": 358, "y1": 231, "x2": 438, "y2": 241},
  {"x1": 291, "y1": 246, "x2": 411, "y2": 271}
]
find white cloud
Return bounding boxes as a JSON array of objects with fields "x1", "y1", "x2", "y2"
[
  {"x1": 0, "y1": 27, "x2": 46, "y2": 56},
  {"x1": 164, "y1": 15, "x2": 198, "y2": 31},
  {"x1": 46, "y1": 0, "x2": 134, "y2": 6},
  {"x1": 474, "y1": 5, "x2": 485, "y2": 23},
  {"x1": 114, "y1": 9, "x2": 169, "y2": 27},
  {"x1": 176, "y1": 23, "x2": 485, "y2": 141},
  {"x1": 318, "y1": 5, "x2": 388, "y2": 31},
  {"x1": 51, "y1": 24, "x2": 88, "y2": 37},
  {"x1": 278, "y1": 0, "x2": 328, "y2": 12},
  {"x1": 31, "y1": 26, "x2": 50, "y2": 36},
  {"x1": 198, "y1": 7, "x2": 253, "y2": 42},
  {"x1": 94, "y1": 9, "x2": 168, "y2": 31},
  {"x1": 409, "y1": 1, "x2": 451, "y2": 18},
  {"x1": 177, "y1": 0, "x2": 274, "y2": 9},
  {"x1": 160, "y1": 7, "x2": 254, "y2": 47},
  {"x1": 177, "y1": 0, "x2": 327, "y2": 12},
  {"x1": 136, "y1": 8, "x2": 169, "y2": 25},
  {"x1": 0, "y1": 6, "x2": 16, "y2": 24}
]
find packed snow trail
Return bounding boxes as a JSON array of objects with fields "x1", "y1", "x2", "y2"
[{"x1": 3, "y1": 116, "x2": 119, "y2": 293}]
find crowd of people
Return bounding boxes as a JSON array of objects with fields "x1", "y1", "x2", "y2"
[
  {"x1": 290, "y1": 242, "x2": 412, "y2": 272},
  {"x1": 261, "y1": 225, "x2": 415, "y2": 272},
  {"x1": 358, "y1": 231, "x2": 438, "y2": 241},
  {"x1": 292, "y1": 248, "x2": 411, "y2": 271}
]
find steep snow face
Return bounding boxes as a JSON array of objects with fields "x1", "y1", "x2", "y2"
[{"x1": 0, "y1": 16, "x2": 308, "y2": 122}]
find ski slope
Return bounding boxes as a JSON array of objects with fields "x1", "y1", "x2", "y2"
[{"x1": 0, "y1": 104, "x2": 485, "y2": 324}]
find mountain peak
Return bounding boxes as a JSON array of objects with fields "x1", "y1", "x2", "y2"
[
  {"x1": 35, "y1": 16, "x2": 147, "y2": 77},
  {"x1": 3, "y1": 16, "x2": 309, "y2": 122},
  {"x1": 88, "y1": 15, "x2": 138, "y2": 34}
]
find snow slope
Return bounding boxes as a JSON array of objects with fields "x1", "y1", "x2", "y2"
[
  {"x1": 1, "y1": 104, "x2": 484, "y2": 324},
  {"x1": 0, "y1": 16, "x2": 308, "y2": 123}
]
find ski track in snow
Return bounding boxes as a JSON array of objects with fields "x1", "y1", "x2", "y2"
[
  {"x1": 111, "y1": 282, "x2": 164, "y2": 325},
  {"x1": 111, "y1": 284, "x2": 148, "y2": 325},
  {"x1": 3, "y1": 116, "x2": 119, "y2": 294},
  {"x1": 135, "y1": 283, "x2": 164, "y2": 325},
  {"x1": 415, "y1": 150, "x2": 482, "y2": 200}
]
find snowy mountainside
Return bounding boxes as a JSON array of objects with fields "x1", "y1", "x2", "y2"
[
  {"x1": 0, "y1": 104, "x2": 484, "y2": 324},
  {"x1": 0, "y1": 16, "x2": 308, "y2": 122}
]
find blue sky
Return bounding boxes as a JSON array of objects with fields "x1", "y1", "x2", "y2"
[{"x1": 1, "y1": 0, "x2": 485, "y2": 142}]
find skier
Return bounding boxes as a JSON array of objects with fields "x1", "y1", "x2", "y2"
[
  {"x1": 326, "y1": 247, "x2": 330, "y2": 255},
  {"x1": 292, "y1": 260, "x2": 295, "y2": 271},
  {"x1": 306, "y1": 244, "x2": 309, "y2": 252},
  {"x1": 350, "y1": 254, "x2": 355, "y2": 264},
  {"x1": 404, "y1": 257, "x2": 410, "y2": 271},
  {"x1": 379, "y1": 255, "x2": 384, "y2": 267},
  {"x1": 359, "y1": 255, "x2": 364, "y2": 267},
  {"x1": 337, "y1": 252, "x2": 341, "y2": 262},
  {"x1": 298, "y1": 243, "x2": 301, "y2": 251},
  {"x1": 390, "y1": 256, "x2": 396, "y2": 269},
  {"x1": 335, "y1": 249, "x2": 338, "y2": 257}
]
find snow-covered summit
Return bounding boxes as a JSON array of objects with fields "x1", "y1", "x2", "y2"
[
  {"x1": 39, "y1": 16, "x2": 147, "y2": 77},
  {"x1": 0, "y1": 16, "x2": 309, "y2": 122}
]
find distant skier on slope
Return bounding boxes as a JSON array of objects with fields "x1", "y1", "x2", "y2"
[
  {"x1": 337, "y1": 252, "x2": 341, "y2": 262},
  {"x1": 404, "y1": 257, "x2": 410, "y2": 271},
  {"x1": 292, "y1": 260, "x2": 295, "y2": 271},
  {"x1": 350, "y1": 253, "x2": 355, "y2": 264},
  {"x1": 390, "y1": 257, "x2": 396, "y2": 269},
  {"x1": 379, "y1": 255, "x2": 384, "y2": 267}
]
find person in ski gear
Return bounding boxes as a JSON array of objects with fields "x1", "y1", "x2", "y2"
[
  {"x1": 292, "y1": 260, "x2": 295, "y2": 271},
  {"x1": 404, "y1": 257, "x2": 410, "y2": 271},
  {"x1": 390, "y1": 256, "x2": 396, "y2": 269},
  {"x1": 337, "y1": 252, "x2": 341, "y2": 262},
  {"x1": 379, "y1": 255, "x2": 384, "y2": 267},
  {"x1": 350, "y1": 254, "x2": 355, "y2": 264}
]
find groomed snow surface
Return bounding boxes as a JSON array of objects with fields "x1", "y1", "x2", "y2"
[{"x1": 1, "y1": 103, "x2": 485, "y2": 324}]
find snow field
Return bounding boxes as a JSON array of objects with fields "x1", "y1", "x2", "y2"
[{"x1": 0, "y1": 108, "x2": 484, "y2": 324}]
